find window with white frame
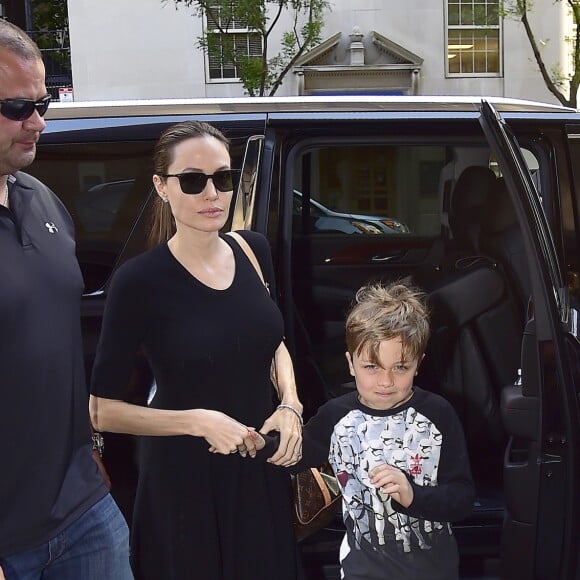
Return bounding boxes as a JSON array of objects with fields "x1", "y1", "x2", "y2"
[
  {"x1": 205, "y1": 4, "x2": 262, "y2": 81},
  {"x1": 446, "y1": 0, "x2": 501, "y2": 76}
]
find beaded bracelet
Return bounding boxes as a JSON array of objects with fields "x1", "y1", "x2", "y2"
[{"x1": 277, "y1": 404, "x2": 304, "y2": 426}]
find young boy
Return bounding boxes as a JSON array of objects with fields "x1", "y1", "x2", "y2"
[{"x1": 258, "y1": 282, "x2": 475, "y2": 579}]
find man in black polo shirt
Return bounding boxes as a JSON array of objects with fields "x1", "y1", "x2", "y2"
[{"x1": 0, "y1": 21, "x2": 132, "y2": 580}]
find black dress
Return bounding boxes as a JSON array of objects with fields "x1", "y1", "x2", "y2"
[{"x1": 91, "y1": 231, "x2": 299, "y2": 580}]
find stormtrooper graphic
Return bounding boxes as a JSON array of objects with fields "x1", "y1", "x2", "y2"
[{"x1": 329, "y1": 406, "x2": 448, "y2": 555}]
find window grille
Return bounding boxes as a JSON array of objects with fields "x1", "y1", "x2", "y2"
[
  {"x1": 446, "y1": 0, "x2": 502, "y2": 76},
  {"x1": 206, "y1": 3, "x2": 263, "y2": 81}
]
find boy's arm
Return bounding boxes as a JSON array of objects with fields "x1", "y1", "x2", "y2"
[
  {"x1": 252, "y1": 432, "x2": 281, "y2": 458},
  {"x1": 392, "y1": 406, "x2": 475, "y2": 522}
]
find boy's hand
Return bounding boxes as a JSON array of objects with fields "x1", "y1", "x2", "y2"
[{"x1": 370, "y1": 464, "x2": 414, "y2": 508}]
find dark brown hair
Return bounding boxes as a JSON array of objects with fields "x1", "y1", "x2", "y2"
[
  {"x1": 149, "y1": 120, "x2": 230, "y2": 246},
  {"x1": 0, "y1": 20, "x2": 42, "y2": 61},
  {"x1": 345, "y1": 282, "x2": 430, "y2": 364}
]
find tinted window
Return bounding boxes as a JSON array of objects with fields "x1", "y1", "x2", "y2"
[
  {"x1": 30, "y1": 131, "x2": 253, "y2": 293},
  {"x1": 28, "y1": 141, "x2": 154, "y2": 293},
  {"x1": 292, "y1": 144, "x2": 447, "y2": 236},
  {"x1": 285, "y1": 135, "x2": 537, "y2": 409}
]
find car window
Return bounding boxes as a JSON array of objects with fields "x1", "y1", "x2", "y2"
[
  {"x1": 28, "y1": 141, "x2": 155, "y2": 293},
  {"x1": 292, "y1": 144, "x2": 448, "y2": 236},
  {"x1": 564, "y1": 136, "x2": 580, "y2": 302},
  {"x1": 30, "y1": 134, "x2": 251, "y2": 294},
  {"x1": 284, "y1": 133, "x2": 541, "y2": 409},
  {"x1": 490, "y1": 146, "x2": 542, "y2": 193}
]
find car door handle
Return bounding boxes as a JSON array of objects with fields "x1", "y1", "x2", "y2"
[
  {"x1": 371, "y1": 252, "x2": 405, "y2": 262},
  {"x1": 501, "y1": 385, "x2": 539, "y2": 440}
]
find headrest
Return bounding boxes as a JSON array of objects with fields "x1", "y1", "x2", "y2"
[
  {"x1": 482, "y1": 178, "x2": 518, "y2": 234},
  {"x1": 449, "y1": 166, "x2": 499, "y2": 250}
]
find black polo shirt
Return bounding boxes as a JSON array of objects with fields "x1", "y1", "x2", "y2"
[{"x1": 0, "y1": 172, "x2": 107, "y2": 557}]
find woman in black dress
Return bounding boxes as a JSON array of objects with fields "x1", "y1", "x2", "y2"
[{"x1": 89, "y1": 121, "x2": 303, "y2": 580}]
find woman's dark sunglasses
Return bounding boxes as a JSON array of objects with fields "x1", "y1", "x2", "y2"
[
  {"x1": 0, "y1": 94, "x2": 51, "y2": 121},
  {"x1": 160, "y1": 169, "x2": 240, "y2": 195}
]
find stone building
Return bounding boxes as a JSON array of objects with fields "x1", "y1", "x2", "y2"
[{"x1": 1, "y1": 0, "x2": 574, "y2": 104}]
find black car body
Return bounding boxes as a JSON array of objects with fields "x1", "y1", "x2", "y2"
[{"x1": 32, "y1": 96, "x2": 580, "y2": 580}]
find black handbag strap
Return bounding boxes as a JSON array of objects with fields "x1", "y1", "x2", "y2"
[{"x1": 226, "y1": 231, "x2": 269, "y2": 293}]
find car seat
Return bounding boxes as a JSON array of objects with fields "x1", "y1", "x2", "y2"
[
  {"x1": 480, "y1": 178, "x2": 531, "y2": 320},
  {"x1": 417, "y1": 166, "x2": 523, "y2": 474}
]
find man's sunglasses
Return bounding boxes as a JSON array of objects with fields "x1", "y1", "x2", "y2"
[
  {"x1": 160, "y1": 169, "x2": 240, "y2": 195},
  {"x1": 0, "y1": 94, "x2": 51, "y2": 121}
]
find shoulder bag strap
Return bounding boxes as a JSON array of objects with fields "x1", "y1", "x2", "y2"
[
  {"x1": 310, "y1": 468, "x2": 332, "y2": 506},
  {"x1": 226, "y1": 231, "x2": 268, "y2": 291}
]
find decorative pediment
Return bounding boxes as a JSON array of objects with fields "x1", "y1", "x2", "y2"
[
  {"x1": 292, "y1": 27, "x2": 424, "y2": 96},
  {"x1": 294, "y1": 32, "x2": 342, "y2": 67},
  {"x1": 370, "y1": 31, "x2": 423, "y2": 67},
  {"x1": 294, "y1": 27, "x2": 423, "y2": 69}
]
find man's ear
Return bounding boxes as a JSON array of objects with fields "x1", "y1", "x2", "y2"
[{"x1": 345, "y1": 351, "x2": 355, "y2": 377}]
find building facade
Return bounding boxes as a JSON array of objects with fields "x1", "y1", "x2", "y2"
[
  {"x1": 4, "y1": 0, "x2": 573, "y2": 105},
  {"x1": 1, "y1": 0, "x2": 72, "y2": 98}
]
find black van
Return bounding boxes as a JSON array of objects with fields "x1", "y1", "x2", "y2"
[{"x1": 33, "y1": 96, "x2": 580, "y2": 579}]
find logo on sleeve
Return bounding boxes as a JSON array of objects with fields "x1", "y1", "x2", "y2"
[{"x1": 44, "y1": 222, "x2": 58, "y2": 234}]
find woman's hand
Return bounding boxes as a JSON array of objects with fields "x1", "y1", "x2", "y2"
[
  {"x1": 260, "y1": 406, "x2": 303, "y2": 466},
  {"x1": 243, "y1": 430, "x2": 266, "y2": 454},
  {"x1": 370, "y1": 464, "x2": 414, "y2": 508},
  {"x1": 198, "y1": 410, "x2": 257, "y2": 456},
  {"x1": 0, "y1": 564, "x2": 5, "y2": 580},
  {"x1": 233, "y1": 429, "x2": 264, "y2": 458},
  {"x1": 264, "y1": 340, "x2": 303, "y2": 466}
]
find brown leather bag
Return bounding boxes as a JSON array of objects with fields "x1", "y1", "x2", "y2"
[{"x1": 292, "y1": 464, "x2": 341, "y2": 541}]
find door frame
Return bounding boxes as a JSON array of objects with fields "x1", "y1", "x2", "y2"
[{"x1": 480, "y1": 100, "x2": 580, "y2": 579}]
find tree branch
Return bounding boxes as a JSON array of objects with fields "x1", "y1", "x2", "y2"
[
  {"x1": 268, "y1": 35, "x2": 309, "y2": 95},
  {"x1": 520, "y1": 7, "x2": 571, "y2": 106},
  {"x1": 567, "y1": 0, "x2": 580, "y2": 107},
  {"x1": 291, "y1": 2, "x2": 302, "y2": 51},
  {"x1": 266, "y1": 0, "x2": 285, "y2": 37},
  {"x1": 259, "y1": 0, "x2": 285, "y2": 95},
  {"x1": 171, "y1": 0, "x2": 327, "y2": 97}
]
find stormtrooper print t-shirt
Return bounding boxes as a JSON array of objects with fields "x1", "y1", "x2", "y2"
[{"x1": 295, "y1": 387, "x2": 474, "y2": 580}]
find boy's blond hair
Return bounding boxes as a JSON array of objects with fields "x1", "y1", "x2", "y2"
[{"x1": 345, "y1": 282, "x2": 430, "y2": 365}]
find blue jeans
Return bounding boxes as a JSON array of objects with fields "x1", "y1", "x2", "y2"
[{"x1": 0, "y1": 493, "x2": 133, "y2": 580}]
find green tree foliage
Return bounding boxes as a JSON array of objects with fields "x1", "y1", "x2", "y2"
[
  {"x1": 502, "y1": 0, "x2": 580, "y2": 107},
  {"x1": 30, "y1": 0, "x2": 70, "y2": 71},
  {"x1": 167, "y1": 0, "x2": 329, "y2": 96},
  {"x1": 31, "y1": 0, "x2": 68, "y2": 33}
]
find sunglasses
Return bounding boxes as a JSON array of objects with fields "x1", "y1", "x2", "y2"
[
  {"x1": 0, "y1": 94, "x2": 51, "y2": 121},
  {"x1": 160, "y1": 169, "x2": 240, "y2": 195}
]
